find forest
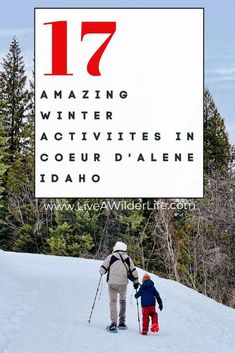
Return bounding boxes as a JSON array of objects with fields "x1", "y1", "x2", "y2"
[{"x1": 0, "y1": 38, "x2": 234, "y2": 307}]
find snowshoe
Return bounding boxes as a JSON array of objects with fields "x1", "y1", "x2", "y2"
[
  {"x1": 150, "y1": 323, "x2": 159, "y2": 332},
  {"x1": 106, "y1": 323, "x2": 118, "y2": 333},
  {"x1": 118, "y1": 323, "x2": 128, "y2": 330}
]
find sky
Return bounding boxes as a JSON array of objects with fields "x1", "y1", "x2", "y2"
[{"x1": 0, "y1": 0, "x2": 235, "y2": 143}]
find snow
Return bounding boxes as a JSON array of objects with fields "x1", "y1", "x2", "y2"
[{"x1": 0, "y1": 250, "x2": 235, "y2": 353}]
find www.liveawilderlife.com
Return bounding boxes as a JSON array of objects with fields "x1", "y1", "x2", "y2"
[{"x1": 43, "y1": 200, "x2": 196, "y2": 212}]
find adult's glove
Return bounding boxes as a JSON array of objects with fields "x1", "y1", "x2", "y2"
[
  {"x1": 159, "y1": 303, "x2": 163, "y2": 311},
  {"x1": 133, "y1": 282, "x2": 139, "y2": 290}
]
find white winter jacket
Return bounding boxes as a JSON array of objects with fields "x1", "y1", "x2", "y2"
[{"x1": 99, "y1": 251, "x2": 139, "y2": 285}]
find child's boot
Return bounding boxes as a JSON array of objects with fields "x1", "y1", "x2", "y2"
[{"x1": 150, "y1": 323, "x2": 159, "y2": 332}]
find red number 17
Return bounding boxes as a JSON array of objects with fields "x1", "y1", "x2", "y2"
[{"x1": 44, "y1": 21, "x2": 116, "y2": 76}]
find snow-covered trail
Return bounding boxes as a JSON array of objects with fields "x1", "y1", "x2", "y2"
[{"x1": 0, "y1": 251, "x2": 235, "y2": 353}]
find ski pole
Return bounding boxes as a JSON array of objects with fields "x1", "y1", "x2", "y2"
[
  {"x1": 135, "y1": 289, "x2": 141, "y2": 334},
  {"x1": 88, "y1": 274, "x2": 102, "y2": 323},
  {"x1": 130, "y1": 289, "x2": 135, "y2": 305},
  {"x1": 98, "y1": 276, "x2": 103, "y2": 301}
]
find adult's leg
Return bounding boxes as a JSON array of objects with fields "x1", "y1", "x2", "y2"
[
  {"x1": 118, "y1": 285, "x2": 127, "y2": 324},
  {"x1": 108, "y1": 284, "x2": 118, "y2": 324}
]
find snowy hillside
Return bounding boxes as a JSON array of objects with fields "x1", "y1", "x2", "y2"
[{"x1": 0, "y1": 250, "x2": 235, "y2": 353}]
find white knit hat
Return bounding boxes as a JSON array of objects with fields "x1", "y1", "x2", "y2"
[{"x1": 113, "y1": 241, "x2": 127, "y2": 252}]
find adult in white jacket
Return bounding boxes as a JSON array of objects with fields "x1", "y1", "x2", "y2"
[{"x1": 99, "y1": 241, "x2": 139, "y2": 332}]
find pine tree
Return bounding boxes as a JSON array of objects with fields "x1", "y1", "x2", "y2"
[
  {"x1": 0, "y1": 37, "x2": 29, "y2": 158},
  {"x1": 0, "y1": 38, "x2": 35, "y2": 251},
  {"x1": 204, "y1": 89, "x2": 231, "y2": 175}
]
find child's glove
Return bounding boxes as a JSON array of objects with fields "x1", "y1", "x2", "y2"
[
  {"x1": 159, "y1": 303, "x2": 163, "y2": 311},
  {"x1": 133, "y1": 282, "x2": 139, "y2": 290}
]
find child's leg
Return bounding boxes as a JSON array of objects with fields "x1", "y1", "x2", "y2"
[
  {"x1": 150, "y1": 306, "x2": 158, "y2": 325},
  {"x1": 142, "y1": 307, "x2": 150, "y2": 332},
  {"x1": 149, "y1": 306, "x2": 159, "y2": 332}
]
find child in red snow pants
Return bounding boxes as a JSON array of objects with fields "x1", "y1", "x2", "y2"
[{"x1": 135, "y1": 273, "x2": 163, "y2": 334}]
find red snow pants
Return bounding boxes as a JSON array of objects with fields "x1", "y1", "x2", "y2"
[{"x1": 142, "y1": 306, "x2": 158, "y2": 332}]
